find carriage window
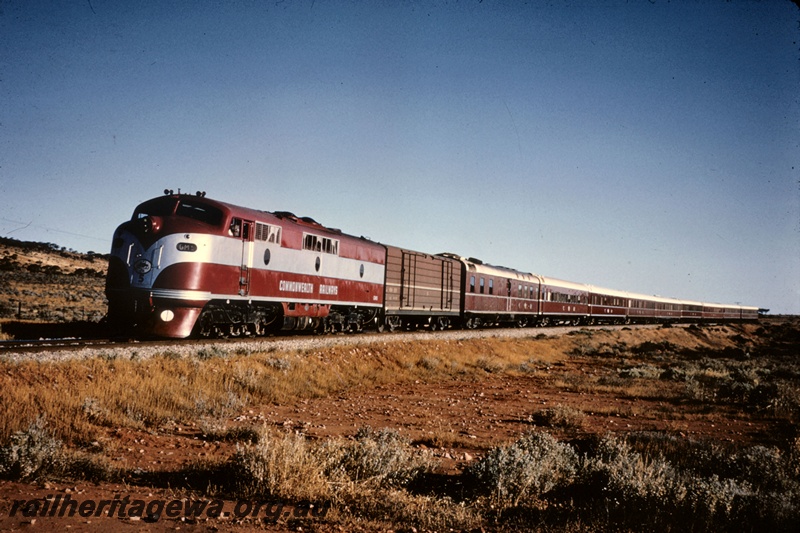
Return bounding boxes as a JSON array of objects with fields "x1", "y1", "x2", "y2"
[
  {"x1": 470, "y1": 276, "x2": 476, "y2": 293},
  {"x1": 256, "y1": 222, "x2": 282, "y2": 244},
  {"x1": 303, "y1": 233, "x2": 339, "y2": 255},
  {"x1": 480, "y1": 278, "x2": 485, "y2": 294},
  {"x1": 303, "y1": 234, "x2": 319, "y2": 251},
  {"x1": 489, "y1": 279, "x2": 494, "y2": 295},
  {"x1": 229, "y1": 218, "x2": 242, "y2": 237},
  {"x1": 323, "y1": 237, "x2": 338, "y2": 255}
]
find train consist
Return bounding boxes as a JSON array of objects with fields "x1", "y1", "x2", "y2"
[{"x1": 105, "y1": 192, "x2": 759, "y2": 338}]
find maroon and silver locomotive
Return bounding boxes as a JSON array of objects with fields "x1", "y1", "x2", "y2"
[{"x1": 106, "y1": 192, "x2": 385, "y2": 338}]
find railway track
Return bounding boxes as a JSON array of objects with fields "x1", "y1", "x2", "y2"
[{"x1": 0, "y1": 323, "x2": 662, "y2": 362}]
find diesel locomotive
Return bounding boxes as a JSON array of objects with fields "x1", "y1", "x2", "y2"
[{"x1": 105, "y1": 191, "x2": 758, "y2": 338}]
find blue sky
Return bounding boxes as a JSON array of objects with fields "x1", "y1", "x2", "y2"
[{"x1": 1, "y1": 0, "x2": 798, "y2": 313}]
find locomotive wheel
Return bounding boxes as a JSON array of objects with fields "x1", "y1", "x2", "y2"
[
  {"x1": 516, "y1": 317, "x2": 528, "y2": 328},
  {"x1": 466, "y1": 317, "x2": 481, "y2": 329},
  {"x1": 386, "y1": 316, "x2": 402, "y2": 332},
  {"x1": 228, "y1": 324, "x2": 242, "y2": 337},
  {"x1": 196, "y1": 312, "x2": 218, "y2": 338},
  {"x1": 430, "y1": 317, "x2": 449, "y2": 331}
]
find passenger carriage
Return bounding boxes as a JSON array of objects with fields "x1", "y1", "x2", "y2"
[
  {"x1": 539, "y1": 276, "x2": 589, "y2": 325},
  {"x1": 450, "y1": 256, "x2": 541, "y2": 328},
  {"x1": 587, "y1": 285, "x2": 630, "y2": 324}
]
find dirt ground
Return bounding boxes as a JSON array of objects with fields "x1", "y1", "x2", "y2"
[{"x1": 0, "y1": 321, "x2": 794, "y2": 532}]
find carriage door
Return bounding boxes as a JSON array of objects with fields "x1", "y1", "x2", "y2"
[
  {"x1": 441, "y1": 260, "x2": 453, "y2": 311},
  {"x1": 238, "y1": 220, "x2": 254, "y2": 296},
  {"x1": 401, "y1": 251, "x2": 416, "y2": 309}
]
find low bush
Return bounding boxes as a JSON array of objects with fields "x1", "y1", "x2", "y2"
[
  {"x1": 228, "y1": 428, "x2": 331, "y2": 501},
  {"x1": 467, "y1": 431, "x2": 578, "y2": 508},
  {"x1": 0, "y1": 417, "x2": 112, "y2": 483},
  {"x1": 225, "y1": 426, "x2": 437, "y2": 502},
  {"x1": 528, "y1": 404, "x2": 586, "y2": 430},
  {"x1": 323, "y1": 427, "x2": 436, "y2": 489},
  {"x1": 0, "y1": 417, "x2": 62, "y2": 481},
  {"x1": 477, "y1": 431, "x2": 800, "y2": 532}
]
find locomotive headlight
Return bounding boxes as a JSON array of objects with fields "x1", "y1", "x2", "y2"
[
  {"x1": 160, "y1": 309, "x2": 175, "y2": 322},
  {"x1": 138, "y1": 215, "x2": 162, "y2": 234},
  {"x1": 133, "y1": 259, "x2": 152, "y2": 274}
]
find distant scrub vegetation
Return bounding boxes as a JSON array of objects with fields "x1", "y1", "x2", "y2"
[{"x1": 0, "y1": 237, "x2": 107, "y2": 323}]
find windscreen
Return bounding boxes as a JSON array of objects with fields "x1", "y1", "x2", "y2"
[
  {"x1": 133, "y1": 197, "x2": 177, "y2": 219},
  {"x1": 133, "y1": 197, "x2": 224, "y2": 227},
  {"x1": 175, "y1": 200, "x2": 223, "y2": 227}
]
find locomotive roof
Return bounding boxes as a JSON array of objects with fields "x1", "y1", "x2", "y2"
[{"x1": 150, "y1": 194, "x2": 372, "y2": 243}]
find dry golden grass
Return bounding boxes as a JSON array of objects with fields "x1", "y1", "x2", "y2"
[{"x1": 0, "y1": 336, "x2": 577, "y2": 444}]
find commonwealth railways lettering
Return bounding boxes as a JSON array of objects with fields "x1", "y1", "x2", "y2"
[
  {"x1": 319, "y1": 284, "x2": 339, "y2": 295},
  {"x1": 277, "y1": 280, "x2": 339, "y2": 296},
  {"x1": 278, "y1": 280, "x2": 315, "y2": 294}
]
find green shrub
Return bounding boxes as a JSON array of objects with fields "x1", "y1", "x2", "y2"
[
  {"x1": 584, "y1": 435, "x2": 679, "y2": 506},
  {"x1": 467, "y1": 430, "x2": 578, "y2": 507},
  {"x1": 0, "y1": 418, "x2": 62, "y2": 481},
  {"x1": 323, "y1": 427, "x2": 436, "y2": 489}
]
